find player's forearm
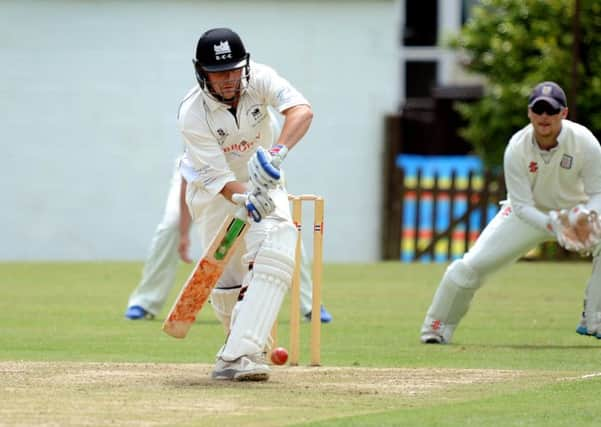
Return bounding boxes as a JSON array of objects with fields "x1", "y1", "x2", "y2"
[
  {"x1": 179, "y1": 178, "x2": 192, "y2": 237},
  {"x1": 220, "y1": 181, "x2": 248, "y2": 202},
  {"x1": 277, "y1": 105, "x2": 313, "y2": 150},
  {"x1": 585, "y1": 192, "x2": 601, "y2": 213},
  {"x1": 512, "y1": 203, "x2": 553, "y2": 234}
]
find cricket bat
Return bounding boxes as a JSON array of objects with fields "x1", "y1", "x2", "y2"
[{"x1": 162, "y1": 208, "x2": 248, "y2": 338}]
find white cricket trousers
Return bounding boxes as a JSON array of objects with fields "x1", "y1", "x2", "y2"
[
  {"x1": 422, "y1": 203, "x2": 601, "y2": 342},
  {"x1": 127, "y1": 166, "x2": 315, "y2": 316},
  {"x1": 127, "y1": 167, "x2": 183, "y2": 315}
]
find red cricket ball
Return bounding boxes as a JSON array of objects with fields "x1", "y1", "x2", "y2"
[{"x1": 270, "y1": 347, "x2": 289, "y2": 365}]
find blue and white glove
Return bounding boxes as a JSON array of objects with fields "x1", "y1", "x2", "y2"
[
  {"x1": 248, "y1": 147, "x2": 282, "y2": 191},
  {"x1": 232, "y1": 188, "x2": 276, "y2": 223}
]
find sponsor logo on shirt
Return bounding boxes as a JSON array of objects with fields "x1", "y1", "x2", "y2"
[
  {"x1": 560, "y1": 154, "x2": 573, "y2": 169},
  {"x1": 528, "y1": 161, "x2": 538, "y2": 173},
  {"x1": 223, "y1": 140, "x2": 255, "y2": 154}
]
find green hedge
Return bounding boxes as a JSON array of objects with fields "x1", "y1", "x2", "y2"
[{"x1": 452, "y1": 0, "x2": 601, "y2": 167}]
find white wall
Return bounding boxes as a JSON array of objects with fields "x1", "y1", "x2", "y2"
[{"x1": 1, "y1": 0, "x2": 398, "y2": 262}]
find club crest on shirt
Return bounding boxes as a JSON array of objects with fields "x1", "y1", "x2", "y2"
[
  {"x1": 560, "y1": 154, "x2": 573, "y2": 169},
  {"x1": 214, "y1": 128, "x2": 228, "y2": 145},
  {"x1": 246, "y1": 104, "x2": 266, "y2": 126},
  {"x1": 528, "y1": 161, "x2": 538, "y2": 173}
]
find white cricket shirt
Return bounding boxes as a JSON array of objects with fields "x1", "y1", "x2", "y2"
[
  {"x1": 504, "y1": 119, "x2": 601, "y2": 231},
  {"x1": 177, "y1": 61, "x2": 309, "y2": 204}
]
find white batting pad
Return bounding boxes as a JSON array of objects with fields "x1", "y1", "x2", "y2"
[
  {"x1": 221, "y1": 222, "x2": 296, "y2": 360},
  {"x1": 583, "y1": 256, "x2": 601, "y2": 335},
  {"x1": 210, "y1": 286, "x2": 242, "y2": 332}
]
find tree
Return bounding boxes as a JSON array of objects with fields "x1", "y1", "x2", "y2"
[{"x1": 452, "y1": 0, "x2": 601, "y2": 167}]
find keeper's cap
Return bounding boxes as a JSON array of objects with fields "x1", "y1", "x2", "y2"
[{"x1": 528, "y1": 81, "x2": 567, "y2": 109}]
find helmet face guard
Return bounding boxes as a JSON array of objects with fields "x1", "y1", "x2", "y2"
[{"x1": 193, "y1": 28, "x2": 251, "y2": 100}]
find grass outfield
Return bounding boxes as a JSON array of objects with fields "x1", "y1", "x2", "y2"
[{"x1": 1, "y1": 261, "x2": 601, "y2": 426}]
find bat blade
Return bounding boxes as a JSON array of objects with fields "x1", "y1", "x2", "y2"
[{"x1": 162, "y1": 213, "x2": 248, "y2": 338}]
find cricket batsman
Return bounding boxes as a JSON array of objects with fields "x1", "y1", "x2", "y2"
[
  {"x1": 176, "y1": 28, "x2": 313, "y2": 381},
  {"x1": 420, "y1": 81, "x2": 601, "y2": 344}
]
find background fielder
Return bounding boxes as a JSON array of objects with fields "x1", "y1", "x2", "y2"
[{"x1": 420, "y1": 81, "x2": 601, "y2": 344}]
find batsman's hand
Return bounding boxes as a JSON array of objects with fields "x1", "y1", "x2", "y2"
[
  {"x1": 232, "y1": 188, "x2": 276, "y2": 223},
  {"x1": 248, "y1": 147, "x2": 282, "y2": 191},
  {"x1": 178, "y1": 234, "x2": 193, "y2": 264}
]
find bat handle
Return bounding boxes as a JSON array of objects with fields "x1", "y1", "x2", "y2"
[{"x1": 236, "y1": 205, "x2": 251, "y2": 221}]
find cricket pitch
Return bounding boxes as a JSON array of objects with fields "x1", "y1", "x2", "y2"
[{"x1": 0, "y1": 361, "x2": 563, "y2": 427}]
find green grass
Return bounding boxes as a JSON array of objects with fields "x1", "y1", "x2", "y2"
[
  {"x1": 2, "y1": 261, "x2": 601, "y2": 426},
  {"x1": 306, "y1": 377, "x2": 601, "y2": 427}
]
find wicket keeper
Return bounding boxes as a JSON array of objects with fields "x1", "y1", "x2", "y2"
[{"x1": 421, "y1": 81, "x2": 601, "y2": 344}]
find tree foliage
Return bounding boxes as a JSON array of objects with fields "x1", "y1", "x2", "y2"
[{"x1": 452, "y1": 0, "x2": 601, "y2": 167}]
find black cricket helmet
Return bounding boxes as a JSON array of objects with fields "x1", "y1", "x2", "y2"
[{"x1": 193, "y1": 28, "x2": 250, "y2": 89}]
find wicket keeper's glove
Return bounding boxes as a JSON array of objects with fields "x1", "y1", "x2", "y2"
[{"x1": 548, "y1": 209, "x2": 586, "y2": 252}]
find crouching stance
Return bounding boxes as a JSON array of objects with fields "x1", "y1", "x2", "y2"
[
  {"x1": 177, "y1": 28, "x2": 313, "y2": 379},
  {"x1": 421, "y1": 81, "x2": 601, "y2": 344}
]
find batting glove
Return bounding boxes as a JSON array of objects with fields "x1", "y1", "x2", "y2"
[
  {"x1": 232, "y1": 188, "x2": 276, "y2": 223},
  {"x1": 248, "y1": 147, "x2": 281, "y2": 191},
  {"x1": 268, "y1": 144, "x2": 288, "y2": 168}
]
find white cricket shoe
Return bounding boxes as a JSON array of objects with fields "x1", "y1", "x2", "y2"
[
  {"x1": 420, "y1": 332, "x2": 445, "y2": 344},
  {"x1": 211, "y1": 356, "x2": 271, "y2": 381},
  {"x1": 248, "y1": 351, "x2": 268, "y2": 365}
]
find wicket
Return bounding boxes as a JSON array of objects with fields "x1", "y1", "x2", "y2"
[{"x1": 271, "y1": 194, "x2": 324, "y2": 366}]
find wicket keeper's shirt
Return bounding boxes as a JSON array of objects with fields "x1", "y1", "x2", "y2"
[{"x1": 504, "y1": 119, "x2": 601, "y2": 231}]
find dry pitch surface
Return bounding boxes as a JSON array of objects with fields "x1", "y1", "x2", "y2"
[{"x1": 0, "y1": 361, "x2": 571, "y2": 427}]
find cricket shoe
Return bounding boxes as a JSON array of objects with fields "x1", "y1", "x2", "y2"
[
  {"x1": 304, "y1": 305, "x2": 333, "y2": 323},
  {"x1": 124, "y1": 305, "x2": 155, "y2": 320},
  {"x1": 420, "y1": 332, "x2": 446, "y2": 344},
  {"x1": 576, "y1": 321, "x2": 601, "y2": 339},
  {"x1": 211, "y1": 356, "x2": 271, "y2": 381},
  {"x1": 249, "y1": 351, "x2": 268, "y2": 365},
  {"x1": 576, "y1": 316, "x2": 589, "y2": 336}
]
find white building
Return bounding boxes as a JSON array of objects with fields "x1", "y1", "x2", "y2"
[{"x1": 1, "y1": 0, "x2": 477, "y2": 262}]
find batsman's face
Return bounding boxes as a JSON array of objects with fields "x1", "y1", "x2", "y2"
[
  {"x1": 206, "y1": 68, "x2": 243, "y2": 101},
  {"x1": 528, "y1": 102, "x2": 568, "y2": 140}
]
